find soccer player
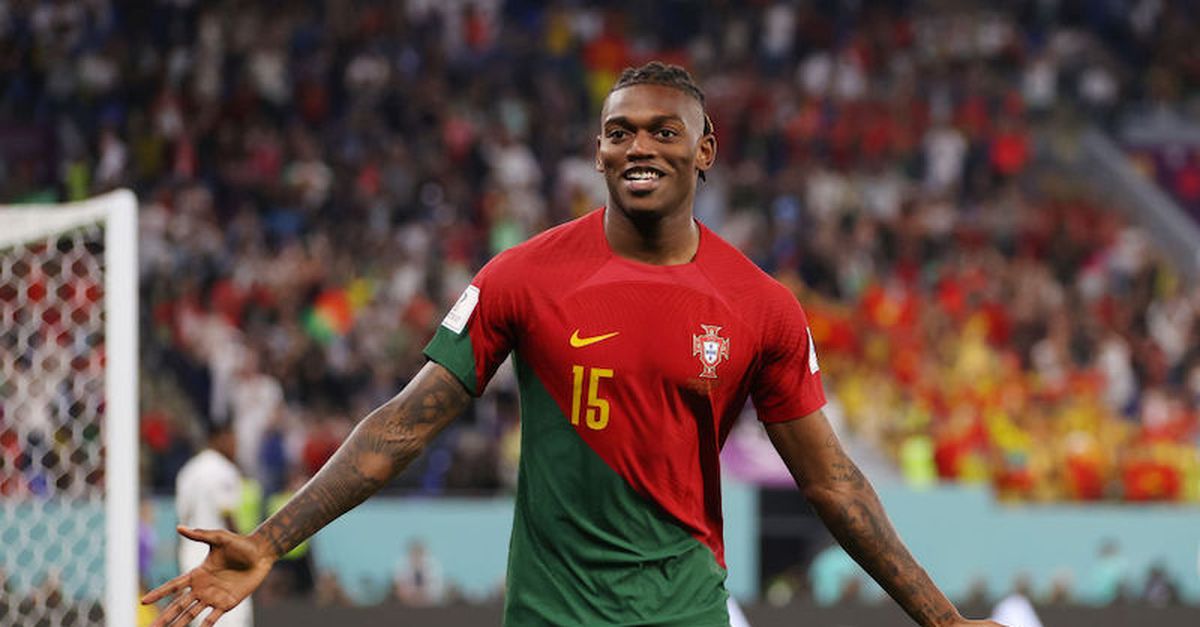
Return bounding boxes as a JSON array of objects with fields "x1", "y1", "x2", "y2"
[
  {"x1": 173, "y1": 421, "x2": 253, "y2": 626},
  {"x1": 143, "y1": 62, "x2": 1006, "y2": 627}
]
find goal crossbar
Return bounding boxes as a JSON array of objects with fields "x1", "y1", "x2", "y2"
[{"x1": 0, "y1": 189, "x2": 136, "y2": 250}]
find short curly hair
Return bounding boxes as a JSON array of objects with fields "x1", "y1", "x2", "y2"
[{"x1": 610, "y1": 61, "x2": 713, "y2": 136}]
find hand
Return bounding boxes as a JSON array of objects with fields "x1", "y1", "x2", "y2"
[{"x1": 141, "y1": 526, "x2": 275, "y2": 627}]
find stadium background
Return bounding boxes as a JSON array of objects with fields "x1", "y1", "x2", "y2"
[{"x1": 3, "y1": 0, "x2": 1200, "y2": 625}]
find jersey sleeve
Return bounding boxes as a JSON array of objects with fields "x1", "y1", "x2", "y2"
[
  {"x1": 750, "y1": 289, "x2": 827, "y2": 423},
  {"x1": 423, "y1": 253, "x2": 519, "y2": 396}
]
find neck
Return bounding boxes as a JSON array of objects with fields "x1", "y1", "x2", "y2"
[
  {"x1": 209, "y1": 445, "x2": 235, "y2": 464},
  {"x1": 603, "y1": 204, "x2": 699, "y2": 265}
]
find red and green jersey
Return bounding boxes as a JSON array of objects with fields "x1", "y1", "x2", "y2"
[{"x1": 424, "y1": 208, "x2": 825, "y2": 626}]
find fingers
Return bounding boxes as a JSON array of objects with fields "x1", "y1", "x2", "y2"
[
  {"x1": 152, "y1": 590, "x2": 195, "y2": 627},
  {"x1": 149, "y1": 607, "x2": 172, "y2": 627},
  {"x1": 201, "y1": 608, "x2": 226, "y2": 627},
  {"x1": 142, "y1": 572, "x2": 190, "y2": 604},
  {"x1": 177, "y1": 525, "x2": 228, "y2": 547},
  {"x1": 180, "y1": 598, "x2": 209, "y2": 626},
  {"x1": 168, "y1": 600, "x2": 201, "y2": 627},
  {"x1": 148, "y1": 596, "x2": 179, "y2": 627}
]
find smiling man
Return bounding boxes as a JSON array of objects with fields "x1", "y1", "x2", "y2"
[{"x1": 143, "y1": 62, "x2": 1005, "y2": 627}]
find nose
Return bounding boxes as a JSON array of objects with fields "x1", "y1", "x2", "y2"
[{"x1": 626, "y1": 129, "x2": 655, "y2": 159}]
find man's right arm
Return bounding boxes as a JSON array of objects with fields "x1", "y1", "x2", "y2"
[
  {"x1": 251, "y1": 360, "x2": 471, "y2": 559},
  {"x1": 144, "y1": 361, "x2": 471, "y2": 627}
]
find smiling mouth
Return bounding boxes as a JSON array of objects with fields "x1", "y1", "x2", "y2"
[
  {"x1": 623, "y1": 167, "x2": 664, "y2": 181},
  {"x1": 622, "y1": 167, "x2": 665, "y2": 194}
]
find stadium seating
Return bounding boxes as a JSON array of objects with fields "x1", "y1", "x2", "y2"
[{"x1": 1, "y1": 0, "x2": 1197, "y2": 513}]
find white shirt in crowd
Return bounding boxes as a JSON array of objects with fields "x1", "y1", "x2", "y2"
[
  {"x1": 991, "y1": 592, "x2": 1044, "y2": 627},
  {"x1": 230, "y1": 373, "x2": 283, "y2": 483},
  {"x1": 175, "y1": 448, "x2": 253, "y2": 627}
]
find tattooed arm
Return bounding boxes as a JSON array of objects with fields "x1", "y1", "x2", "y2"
[
  {"x1": 251, "y1": 362, "x2": 469, "y2": 557},
  {"x1": 142, "y1": 362, "x2": 471, "y2": 627},
  {"x1": 766, "y1": 409, "x2": 1006, "y2": 627}
]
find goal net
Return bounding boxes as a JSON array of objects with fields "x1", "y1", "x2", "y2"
[{"x1": 0, "y1": 190, "x2": 138, "y2": 626}]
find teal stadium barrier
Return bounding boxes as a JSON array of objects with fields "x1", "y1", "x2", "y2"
[
  {"x1": 140, "y1": 482, "x2": 1200, "y2": 605},
  {"x1": 146, "y1": 478, "x2": 758, "y2": 605},
  {"x1": 869, "y1": 485, "x2": 1200, "y2": 604}
]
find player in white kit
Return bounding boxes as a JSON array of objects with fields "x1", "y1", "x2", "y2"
[{"x1": 175, "y1": 422, "x2": 253, "y2": 626}]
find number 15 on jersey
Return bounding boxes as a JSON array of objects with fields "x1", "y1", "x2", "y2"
[{"x1": 571, "y1": 365, "x2": 613, "y2": 430}]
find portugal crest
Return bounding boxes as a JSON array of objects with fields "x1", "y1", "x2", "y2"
[{"x1": 692, "y1": 324, "x2": 730, "y2": 379}]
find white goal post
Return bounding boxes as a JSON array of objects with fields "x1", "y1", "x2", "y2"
[{"x1": 0, "y1": 189, "x2": 138, "y2": 626}]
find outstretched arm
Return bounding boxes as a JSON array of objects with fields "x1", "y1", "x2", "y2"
[
  {"x1": 251, "y1": 361, "x2": 469, "y2": 557},
  {"x1": 143, "y1": 361, "x2": 471, "y2": 626},
  {"x1": 766, "y1": 409, "x2": 1004, "y2": 627}
]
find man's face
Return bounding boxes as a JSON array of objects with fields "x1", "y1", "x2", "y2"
[{"x1": 596, "y1": 84, "x2": 716, "y2": 218}]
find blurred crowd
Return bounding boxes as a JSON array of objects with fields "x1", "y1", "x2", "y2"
[{"x1": 2, "y1": 0, "x2": 1200, "y2": 518}]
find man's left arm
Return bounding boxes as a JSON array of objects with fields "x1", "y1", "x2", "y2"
[{"x1": 765, "y1": 409, "x2": 1005, "y2": 627}]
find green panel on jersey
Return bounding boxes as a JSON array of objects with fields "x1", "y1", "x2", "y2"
[
  {"x1": 424, "y1": 326, "x2": 479, "y2": 396},
  {"x1": 504, "y1": 354, "x2": 729, "y2": 626}
]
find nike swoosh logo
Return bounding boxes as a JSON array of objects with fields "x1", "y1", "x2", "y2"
[{"x1": 570, "y1": 329, "x2": 620, "y2": 348}]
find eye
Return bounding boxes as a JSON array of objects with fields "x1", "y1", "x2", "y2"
[
  {"x1": 656, "y1": 128, "x2": 679, "y2": 139},
  {"x1": 606, "y1": 129, "x2": 629, "y2": 141}
]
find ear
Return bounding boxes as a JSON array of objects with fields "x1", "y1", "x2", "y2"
[
  {"x1": 595, "y1": 134, "x2": 604, "y2": 172},
  {"x1": 696, "y1": 131, "x2": 717, "y2": 177}
]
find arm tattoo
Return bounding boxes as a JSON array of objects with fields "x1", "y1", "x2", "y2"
[
  {"x1": 809, "y1": 447, "x2": 958, "y2": 626},
  {"x1": 251, "y1": 364, "x2": 470, "y2": 558}
]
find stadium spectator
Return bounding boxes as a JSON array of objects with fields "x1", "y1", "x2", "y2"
[
  {"x1": 1142, "y1": 562, "x2": 1182, "y2": 607},
  {"x1": 990, "y1": 575, "x2": 1045, "y2": 627},
  {"x1": 174, "y1": 421, "x2": 254, "y2": 626},
  {"x1": 392, "y1": 540, "x2": 446, "y2": 608},
  {"x1": 1079, "y1": 539, "x2": 1131, "y2": 607}
]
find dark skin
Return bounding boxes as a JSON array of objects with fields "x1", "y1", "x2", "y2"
[
  {"x1": 596, "y1": 83, "x2": 715, "y2": 265},
  {"x1": 143, "y1": 83, "x2": 1005, "y2": 627}
]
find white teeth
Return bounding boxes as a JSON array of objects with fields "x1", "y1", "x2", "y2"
[{"x1": 626, "y1": 170, "x2": 660, "y2": 181}]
